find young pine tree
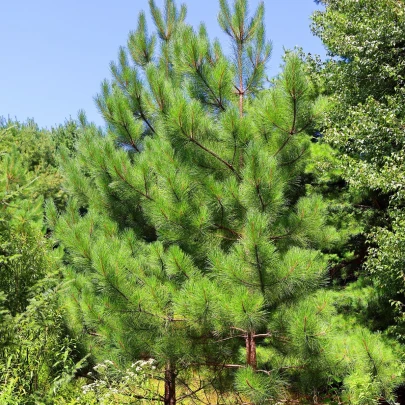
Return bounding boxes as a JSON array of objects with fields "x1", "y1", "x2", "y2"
[{"x1": 48, "y1": 0, "x2": 401, "y2": 403}]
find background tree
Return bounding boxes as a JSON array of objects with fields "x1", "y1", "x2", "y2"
[
  {"x1": 312, "y1": 0, "x2": 405, "y2": 339},
  {"x1": 0, "y1": 119, "x2": 83, "y2": 403},
  {"x1": 0, "y1": 121, "x2": 50, "y2": 313},
  {"x1": 0, "y1": 117, "x2": 80, "y2": 313}
]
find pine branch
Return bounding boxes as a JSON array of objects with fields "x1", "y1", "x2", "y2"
[
  {"x1": 291, "y1": 91, "x2": 298, "y2": 135},
  {"x1": 268, "y1": 120, "x2": 290, "y2": 135},
  {"x1": 362, "y1": 339, "x2": 379, "y2": 378},
  {"x1": 270, "y1": 232, "x2": 292, "y2": 241},
  {"x1": 253, "y1": 332, "x2": 272, "y2": 338},
  {"x1": 194, "y1": 66, "x2": 226, "y2": 111},
  {"x1": 119, "y1": 120, "x2": 141, "y2": 152},
  {"x1": 255, "y1": 183, "x2": 266, "y2": 211},
  {"x1": 279, "y1": 147, "x2": 308, "y2": 167},
  {"x1": 138, "y1": 109, "x2": 156, "y2": 135},
  {"x1": 190, "y1": 137, "x2": 242, "y2": 179},
  {"x1": 254, "y1": 245, "x2": 266, "y2": 294},
  {"x1": 273, "y1": 96, "x2": 298, "y2": 157},
  {"x1": 176, "y1": 117, "x2": 241, "y2": 179},
  {"x1": 214, "y1": 223, "x2": 242, "y2": 237},
  {"x1": 198, "y1": 362, "x2": 245, "y2": 369},
  {"x1": 173, "y1": 256, "x2": 190, "y2": 279},
  {"x1": 273, "y1": 134, "x2": 293, "y2": 157},
  {"x1": 113, "y1": 165, "x2": 154, "y2": 201}
]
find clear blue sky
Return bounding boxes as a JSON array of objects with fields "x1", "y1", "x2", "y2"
[{"x1": 0, "y1": 0, "x2": 325, "y2": 128}]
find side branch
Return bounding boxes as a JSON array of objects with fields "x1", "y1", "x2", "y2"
[
  {"x1": 113, "y1": 166, "x2": 155, "y2": 201},
  {"x1": 190, "y1": 138, "x2": 242, "y2": 179},
  {"x1": 194, "y1": 66, "x2": 226, "y2": 111}
]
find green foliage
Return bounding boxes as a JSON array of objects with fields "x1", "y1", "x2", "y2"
[
  {"x1": 0, "y1": 118, "x2": 81, "y2": 314},
  {"x1": 0, "y1": 122, "x2": 47, "y2": 314},
  {"x1": 267, "y1": 290, "x2": 402, "y2": 404},
  {"x1": 330, "y1": 317, "x2": 402, "y2": 405},
  {"x1": 0, "y1": 275, "x2": 85, "y2": 404},
  {"x1": 235, "y1": 367, "x2": 286, "y2": 405},
  {"x1": 0, "y1": 118, "x2": 85, "y2": 403},
  {"x1": 312, "y1": 0, "x2": 405, "y2": 338},
  {"x1": 367, "y1": 212, "x2": 405, "y2": 335},
  {"x1": 1, "y1": 119, "x2": 59, "y2": 202}
]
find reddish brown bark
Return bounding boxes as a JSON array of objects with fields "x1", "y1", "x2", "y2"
[
  {"x1": 245, "y1": 332, "x2": 257, "y2": 370},
  {"x1": 164, "y1": 361, "x2": 176, "y2": 405}
]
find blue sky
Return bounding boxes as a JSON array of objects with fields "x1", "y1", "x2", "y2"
[{"x1": 0, "y1": 0, "x2": 325, "y2": 128}]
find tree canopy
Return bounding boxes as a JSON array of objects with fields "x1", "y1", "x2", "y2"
[{"x1": 312, "y1": 0, "x2": 405, "y2": 339}]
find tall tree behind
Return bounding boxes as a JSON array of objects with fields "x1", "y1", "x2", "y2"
[
  {"x1": 0, "y1": 120, "x2": 52, "y2": 313},
  {"x1": 0, "y1": 117, "x2": 80, "y2": 312},
  {"x1": 312, "y1": 0, "x2": 405, "y2": 337},
  {"x1": 0, "y1": 119, "x2": 82, "y2": 403}
]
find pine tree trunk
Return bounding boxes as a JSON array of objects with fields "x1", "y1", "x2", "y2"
[
  {"x1": 245, "y1": 332, "x2": 257, "y2": 370},
  {"x1": 164, "y1": 361, "x2": 176, "y2": 405}
]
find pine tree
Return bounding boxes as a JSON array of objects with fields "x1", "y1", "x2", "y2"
[{"x1": 48, "y1": 0, "x2": 402, "y2": 403}]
